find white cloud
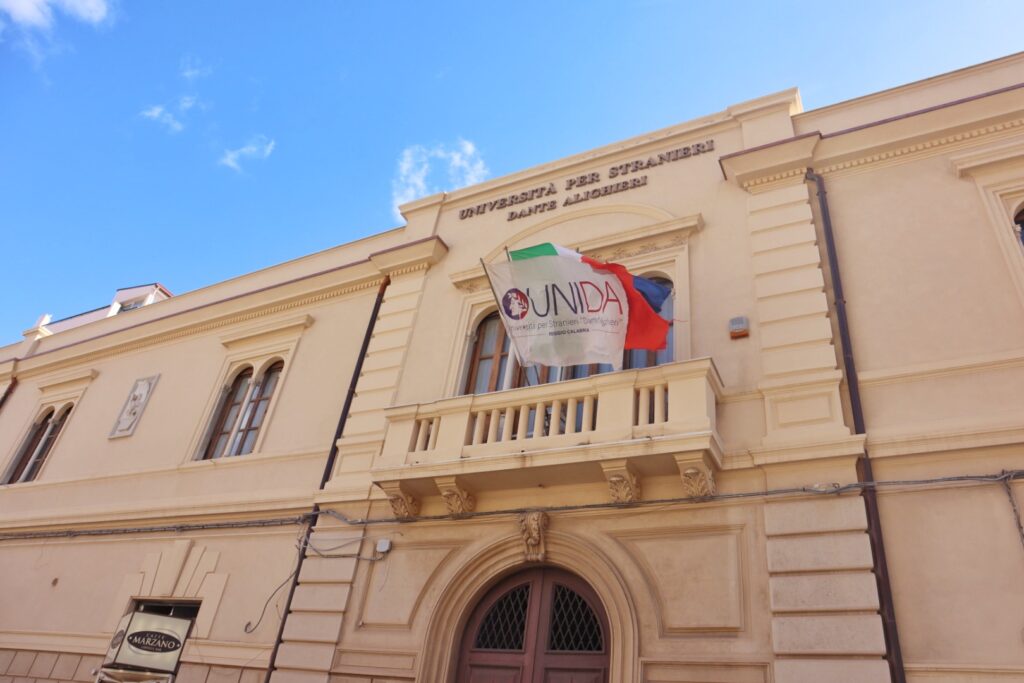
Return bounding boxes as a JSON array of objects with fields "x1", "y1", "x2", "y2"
[
  {"x1": 0, "y1": 0, "x2": 107, "y2": 29},
  {"x1": 180, "y1": 55, "x2": 212, "y2": 81},
  {"x1": 177, "y1": 95, "x2": 197, "y2": 112},
  {"x1": 219, "y1": 134, "x2": 275, "y2": 172},
  {"x1": 391, "y1": 138, "x2": 488, "y2": 221},
  {"x1": 140, "y1": 104, "x2": 183, "y2": 133}
]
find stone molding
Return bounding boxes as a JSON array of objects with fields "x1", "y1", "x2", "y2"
[
  {"x1": 7, "y1": 237, "x2": 448, "y2": 380},
  {"x1": 416, "y1": 529, "x2": 640, "y2": 682}
]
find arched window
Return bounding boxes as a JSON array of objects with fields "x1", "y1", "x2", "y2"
[
  {"x1": 201, "y1": 361, "x2": 284, "y2": 460},
  {"x1": 457, "y1": 567, "x2": 609, "y2": 681},
  {"x1": 2, "y1": 404, "x2": 72, "y2": 484},
  {"x1": 463, "y1": 277, "x2": 674, "y2": 394},
  {"x1": 232, "y1": 361, "x2": 283, "y2": 455},
  {"x1": 463, "y1": 313, "x2": 513, "y2": 394}
]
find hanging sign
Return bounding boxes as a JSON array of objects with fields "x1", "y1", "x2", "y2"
[{"x1": 104, "y1": 611, "x2": 192, "y2": 674}]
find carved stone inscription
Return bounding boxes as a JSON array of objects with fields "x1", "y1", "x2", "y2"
[{"x1": 458, "y1": 140, "x2": 715, "y2": 222}]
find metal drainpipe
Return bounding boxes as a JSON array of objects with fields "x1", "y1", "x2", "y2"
[
  {"x1": 806, "y1": 170, "x2": 906, "y2": 683},
  {"x1": 263, "y1": 275, "x2": 391, "y2": 683},
  {"x1": 0, "y1": 377, "x2": 18, "y2": 414}
]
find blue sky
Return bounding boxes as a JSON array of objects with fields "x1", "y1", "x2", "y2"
[{"x1": 1, "y1": 1, "x2": 1022, "y2": 342}]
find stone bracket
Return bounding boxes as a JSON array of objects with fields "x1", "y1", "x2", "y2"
[
  {"x1": 674, "y1": 452, "x2": 716, "y2": 499},
  {"x1": 600, "y1": 459, "x2": 642, "y2": 503},
  {"x1": 435, "y1": 475, "x2": 475, "y2": 516},
  {"x1": 377, "y1": 480, "x2": 420, "y2": 520}
]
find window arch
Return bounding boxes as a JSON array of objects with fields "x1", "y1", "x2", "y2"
[
  {"x1": 201, "y1": 360, "x2": 284, "y2": 459},
  {"x1": 3, "y1": 404, "x2": 73, "y2": 484},
  {"x1": 462, "y1": 277, "x2": 674, "y2": 394}
]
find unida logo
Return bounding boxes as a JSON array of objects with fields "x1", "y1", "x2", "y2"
[
  {"x1": 126, "y1": 630, "x2": 182, "y2": 654},
  {"x1": 501, "y1": 289, "x2": 530, "y2": 320}
]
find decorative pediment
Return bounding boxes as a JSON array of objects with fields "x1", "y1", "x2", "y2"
[{"x1": 449, "y1": 210, "x2": 702, "y2": 292}]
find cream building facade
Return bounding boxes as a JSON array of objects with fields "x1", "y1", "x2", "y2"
[{"x1": 1, "y1": 53, "x2": 1024, "y2": 683}]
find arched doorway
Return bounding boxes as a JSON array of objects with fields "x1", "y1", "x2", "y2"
[{"x1": 456, "y1": 567, "x2": 610, "y2": 682}]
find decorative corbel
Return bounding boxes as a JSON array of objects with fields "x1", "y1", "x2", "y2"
[
  {"x1": 600, "y1": 459, "x2": 642, "y2": 503},
  {"x1": 436, "y1": 475, "x2": 475, "y2": 516},
  {"x1": 378, "y1": 481, "x2": 420, "y2": 520},
  {"x1": 517, "y1": 511, "x2": 549, "y2": 562},
  {"x1": 674, "y1": 452, "x2": 716, "y2": 499}
]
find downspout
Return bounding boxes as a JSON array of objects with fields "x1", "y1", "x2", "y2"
[
  {"x1": 0, "y1": 377, "x2": 18, "y2": 414},
  {"x1": 263, "y1": 275, "x2": 391, "y2": 683},
  {"x1": 806, "y1": 170, "x2": 906, "y2": 683}
]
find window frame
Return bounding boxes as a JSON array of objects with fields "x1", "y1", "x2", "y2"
[
  {"x1": 188, "y1": 314, "x2": 311, "y2": 463},
  {"x1": 197, "y1": 358, "x2": 286, "y2": 460},
  {"x1": 0, "y1": 368, "x2": 93, "y2": 485},
  {"x1": 952, "y1": 143, "x2": 1024, "y2": 310},
  {"x1": 2, "y1": 405, "x2": 68, "y2": 484}
]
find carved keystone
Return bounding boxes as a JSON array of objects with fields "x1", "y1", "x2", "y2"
[
  {"x1": 436, "y1": 475, "x2": 475, "y2": 516},
  {"x1": 518, "y1": 511, "x2": 549, "y2": 562},
  {"x1": 600, "y1": 459, "x2": 641, "y2": 503},
  {"x1": 377, "y1": 481, "x2": 420, "y2": 520},
  {"x1": 674, "y1": 452, "x2": 716, "y2": 499}
]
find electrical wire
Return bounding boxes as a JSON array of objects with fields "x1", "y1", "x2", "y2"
[
  {"x1": 319, "y1": 470, "x2": 1024, "y2": 525},
  {"x1": 1000, "y1": 470, "x2": 1024, "y2": 553},
  {"x1": 0, "y1": 470, "x2": 1020, "y2": 542},
  {"x1": 0, "y1": 513, "x2": 313, "y2": 542},
  {"x1": 243, "y1": 567, "x2": 298, "y2": 634}
]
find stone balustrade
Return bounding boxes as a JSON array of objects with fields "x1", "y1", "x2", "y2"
[{"x1": 371, "y1": 358, "x2": 724, "y2": 517}]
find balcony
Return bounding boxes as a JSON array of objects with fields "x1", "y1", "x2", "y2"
[{"x1": 371, "y1": 358, "x2": 723, "y2": 517}]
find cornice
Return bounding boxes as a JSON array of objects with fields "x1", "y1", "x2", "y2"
[
  {"x1": 949, "y1": 136, "x2": 1024, "y2": 177},
  {"x1": 867, "y1": 421, "x2": 1024, "y2": 459},
  {"x1": 13, "y1": 278, "x2": 383, "y2": 380},
  {"x1": 369, "y1": 235, "x2": 449, "y2": 275},
  {"x1": 719, "y1": 132, "x2": 820, "y2": 191},
  {"x1": 219, "y1": 313, "x2": 314, "y2": 348},
  {"x1": 815, "y1": 116, "x2": 1024, "y2": 178},
  {"x1": 858, "y1": 347, "x2": 1024, "y2": 387},
  {"x1": 9, "y1": 237, "x2": 449, "y2": 380},
  {"x1": 723, "y1": 83, "x2": 1024, "y2": 190}
]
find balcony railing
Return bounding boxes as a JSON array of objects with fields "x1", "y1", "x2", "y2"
[{"x1": 372, "y1": 358, "x2": 723, "y2": 515}]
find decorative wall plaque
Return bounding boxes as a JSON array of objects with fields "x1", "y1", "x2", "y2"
[{"x1": 110, "y1": 375, "x2": 159, "y2": 438}]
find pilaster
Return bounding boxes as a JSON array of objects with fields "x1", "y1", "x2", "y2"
[
  {"x1": 764, "y1": 496, "x2": 890, "y2": 683},
  {"x1": 747, "y1": 181, "x2": 851, "y2": 447},
  {"x1": 269, "y1": 520, "x2": 365, "y2": 683},
  {"x1": 327, "y1": 237, "x2": 447, "y2": 500}
]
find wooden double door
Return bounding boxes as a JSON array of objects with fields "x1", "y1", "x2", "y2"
[{"x1": 457, "y1": 567, "x2": 610, "y2": 682}]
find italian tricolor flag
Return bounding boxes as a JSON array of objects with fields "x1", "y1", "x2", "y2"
[{"x1": 485, "y1": 242, "x2": 670, "y2": 369}]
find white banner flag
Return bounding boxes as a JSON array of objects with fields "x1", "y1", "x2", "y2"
[{"x1": 484, "y1": 255, "x2": 628, "y2": 369}]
